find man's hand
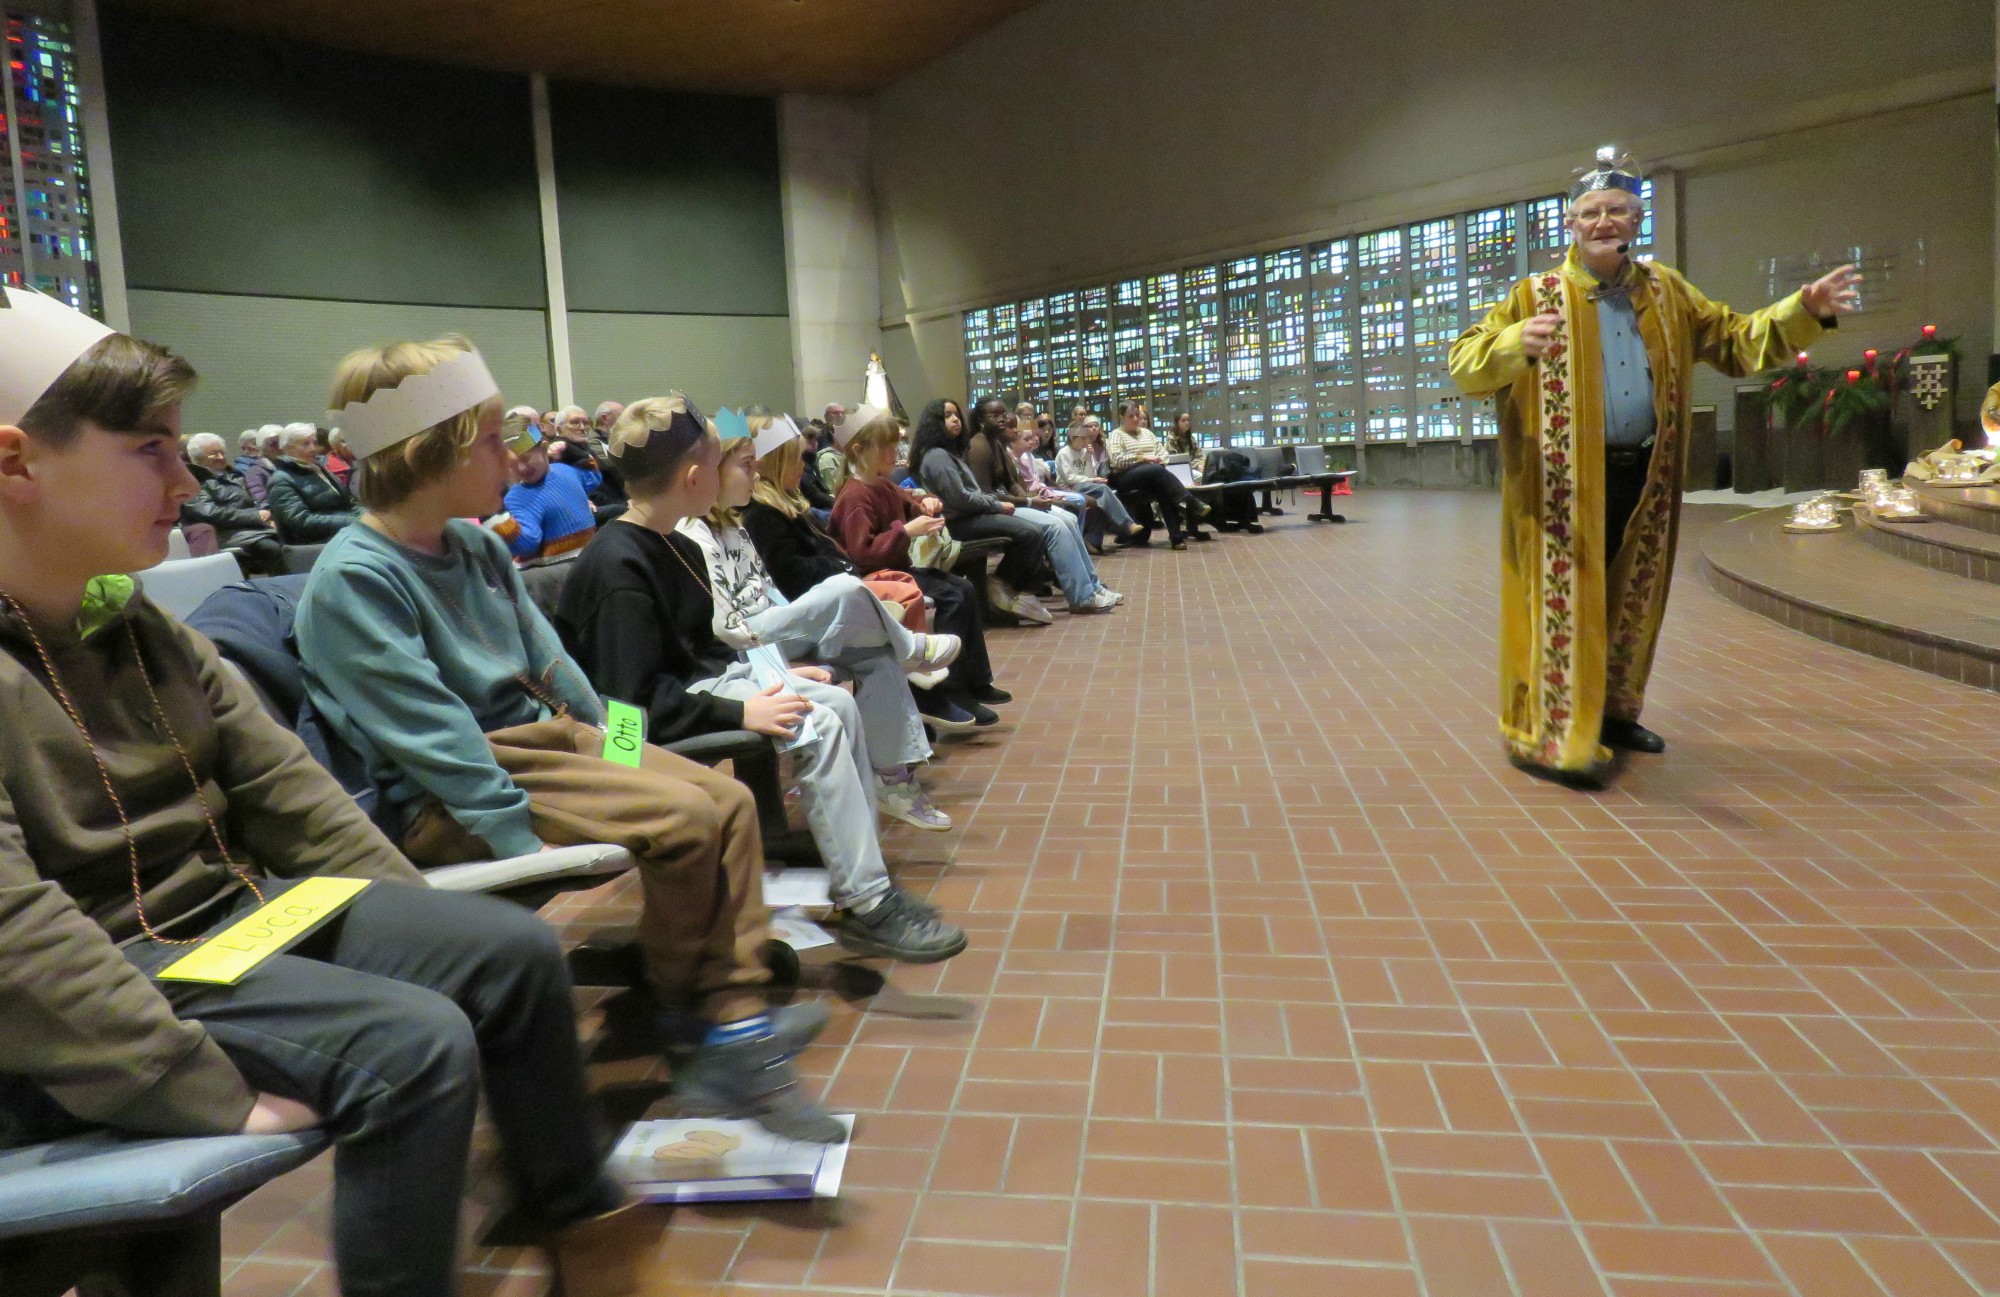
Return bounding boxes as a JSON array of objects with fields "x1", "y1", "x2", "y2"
[
  {"x1": 547, "y1": 441, "x2": 568, "y2": 461},
  {"x1": 259, "y1": 510, "x2": 273, "y2": 524},
  {"x1": 242, "y1": 1092, "x2": 318, "y2": 1135},
  {"x1": 788, "y1": 664, "x2": 833, "y2": 684},
  {"x1": 905, "y1": 515, "x2": 946, "y2": 537},
  {"x1": 998, "y1": 502, "x2": 1016, "y2": 514},
  {"x1": 1800, "y1": 263, "x2": 1862, "y2": 319},
  {"x1": 1521, "y1": 313, "x2": 1563, "y2": 359},
  {"x1": 742, "y1": 683, "x2": 810, "y2": 738}
]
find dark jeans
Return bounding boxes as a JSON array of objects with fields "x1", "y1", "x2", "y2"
[
  {"x1": 130, "y1": 880, "x2": 607, "y2": 1297},
  {"x1": 1109, "y1": 462, "x2": 1191, "y2": 542},
  {"x1": 950, "y1": 511, "x2": 1048, "y2": 592},
  {"x1": 911, "y1": 568, "x2": 994, "y2": 692}
]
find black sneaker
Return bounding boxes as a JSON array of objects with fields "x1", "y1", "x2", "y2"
[
  {"x1": 966, "y1": 702, "x2": 1000, "y2": 727},
  {"x1": 836, "y1": 889, "x2": 968, "y2": 964},
  {"x1": 918, "y1": 697, "x2": 981, "y2": 734},
  {"x1": 672, "y1": 1028, "x2": 847, "y2": 1143},
  {"x1": 970, "y1": 684, "x2": 1012, "y2": 705}
]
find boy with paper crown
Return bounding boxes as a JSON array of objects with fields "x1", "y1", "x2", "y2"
[
  {"x1": 0, "y1": 294, "x2": 651, "y2": 1296},
  {"x1": 556, "y1": 396, "x2": 968, "y2": 964},
  {"x1": 293, "y1": 339, "x2": 846, "y2": 1146}
]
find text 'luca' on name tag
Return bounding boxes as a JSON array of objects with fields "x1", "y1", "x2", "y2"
[
  {"x1": 603, "y1": 699, "x2": 646, "y2": 767},
  {"x1": 156, "y1": 877, "x2": 374, "y2": 985}
]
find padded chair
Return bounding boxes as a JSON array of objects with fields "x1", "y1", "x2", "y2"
[
  {"x1": 133, "y1": 553, "x2": 245, "y2": 621},
  {"x1": 0, "y1": 1129, "x2": 328, "y2": 1297}
]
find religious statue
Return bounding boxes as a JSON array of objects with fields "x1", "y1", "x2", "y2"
[{"x1": 1449, "y1": 147, "x2": 1862, "y2": 787}]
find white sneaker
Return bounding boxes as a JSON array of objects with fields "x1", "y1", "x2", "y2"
[
  {"x1": 878, "y1": 778, "x2": 953, "y2": 831},
  {"x1": 1101, "y1": 588, "x2": 1125, "y2": 605},
  {"x1": 908, "y1": 667, "x2": 951, "y2": 691},
  {"x1": 903, "y1": 633, "x2": 962, "y2": 673},
  {"x1": 1014, "y1": 593, "x2": 1055, "y2": 625},
  {"x1": 1074, "y1": 589, "x2": 1120, "y2": 612}
]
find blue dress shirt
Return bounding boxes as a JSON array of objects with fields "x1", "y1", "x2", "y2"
[{"x1": 1593, "y1": 272, "x2": 1656, "y2": 448}]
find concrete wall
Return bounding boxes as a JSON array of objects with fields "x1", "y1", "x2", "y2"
[
  {"x1": 870, "y1": 0, "x2": 1996, "y2": 436},
  {"x1": 780, "y1": 95, "x2": 885, "y2": 416}
]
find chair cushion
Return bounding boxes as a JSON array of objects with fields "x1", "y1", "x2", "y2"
[
  {"x1": 132, "y1": 553, "x2": 244, "y2": 621},
  {"x1": 423, "y1": 843, "x2": 635, "y2": 893},
  {"x1": 0, "y1": 1130, "x2": 326, "y2": 1241}
]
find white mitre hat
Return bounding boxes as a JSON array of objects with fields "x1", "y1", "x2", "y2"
[
  {"x1": 831, "y1": 404, "x2": 890, "y2": 449},
  {"x1": 0, "y1": 286, "x2": 115, "y2": 428},
  {"x1": 327, "y1": 347, "x2": 501, "y2": 459}
]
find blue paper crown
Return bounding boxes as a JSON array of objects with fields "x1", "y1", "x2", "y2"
[{"x1": 713, "y1": 407, "x2": 752, "y2": 442}]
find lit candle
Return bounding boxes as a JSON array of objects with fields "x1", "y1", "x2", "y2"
[
  {"x1": 1845, "y1": 369, "x2": 1860, "y2": 383},
  {"x1": 1922, "y1": 324, "x2": 1938, "y2": 340},
  {"x1": 1796, "y1": 352, "x2": 1810, "y2": 366},
  {"x1": 1863, "y1": 349, "x2": 1879, "y2": 362}
]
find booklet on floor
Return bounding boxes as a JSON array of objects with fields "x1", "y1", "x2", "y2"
[{"x1": 608, "y1": 1115, "x2": 854, "y2": 1203}]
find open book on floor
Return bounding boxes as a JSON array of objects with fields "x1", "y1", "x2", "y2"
[{"x1": 608, "y1": 1115, "x2": 854, "y2": 1203}]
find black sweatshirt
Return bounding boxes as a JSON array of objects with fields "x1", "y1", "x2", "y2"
[
  {"x1": 554, "y1": 519, "x2": 746, "y2": 744},
  {"x1": 741, "y1": 500, "x2": 857, "y2": 601}
]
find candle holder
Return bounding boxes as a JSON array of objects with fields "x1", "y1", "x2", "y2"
[
  {"x1": 1874, "y1": 484, "x2": 1928, "y2": 522},
  {"x1": 1783, "y1": 493, "x2": 1843, "y2": 533}
]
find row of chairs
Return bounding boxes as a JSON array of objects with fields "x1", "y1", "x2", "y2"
[
  {"x1": 1, "y1": 548, "x2": 818, "y2": 1297},
  {"x1": 1180, "y1": 443, "x2": 1355, "y2": 525}
]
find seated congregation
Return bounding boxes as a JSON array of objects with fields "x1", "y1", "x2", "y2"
[{"x1": 0, "y1": 282, "x2": 1305, "y2": 1295}]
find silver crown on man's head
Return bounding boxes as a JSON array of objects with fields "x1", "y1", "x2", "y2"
[{"x1": 1568, "y1": 145, "x2": 1646, "y2": 203}]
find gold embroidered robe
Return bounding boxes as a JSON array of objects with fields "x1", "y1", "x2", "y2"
[{"x1": 1448, "y1": 247, "x2": 1825, "y2": 773}]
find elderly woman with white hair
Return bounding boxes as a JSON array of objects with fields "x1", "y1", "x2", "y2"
[
  {"x1": 265, "y1": 420, "x2": 361, "y2": 543},
  {"x1": 182, "y1": 431, "x2": 286, "y2": 573}
]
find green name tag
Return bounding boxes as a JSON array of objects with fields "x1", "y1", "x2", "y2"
[{"x1": 602, "y1": 699, "x2": 646, "y2": 767}]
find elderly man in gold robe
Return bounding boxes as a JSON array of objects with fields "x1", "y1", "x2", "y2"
[{"x1": 1449, "y1": 149, "x2": 1861, "y2": 786}]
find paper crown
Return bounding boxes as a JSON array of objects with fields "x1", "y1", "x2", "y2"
[
  {"x1": 831, "y1": 403, "x2": 890, "y2": 449},
  {"x1": 0, "y1": 286, "x2": 116, "y2": 428},
  {"x1": 712, "y1": 407, "x2": 752, "y2": 443},
  {"x1": 1568, "y1": 145, "x2": 1645, "y2": 202},
  {"x1": 753, "y1": 414, "x2": 802, "y2": 459},
  {"x1": 328, "y1": 348, "x2": 500, "y2": 460}
]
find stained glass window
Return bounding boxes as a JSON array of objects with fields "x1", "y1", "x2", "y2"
[
  {"x1": 1018, "y1": 296, "x2": 1049, "y2": 407},
  {"x1": 1, "y1": 8, "x2": 99, "y2": 313},
  {"x1": 1145, "y1": 271, "x2": 1182, "y2": 416},
  {"x1": 960, "y1": 178, "x2": 1673, "y2": 457},
  {"x1": 1112, "y1": 277, "x2": 1147, "y2": 403},
  {"x1": 1078, "y1": 286, "x2": 1111, "y2": 413},
  {"x1": 989, "y1": 302, "x2": 1019, "y2": 402},
  {"x1": 1309, "y1": 239, "x2": 1357, "y2": 445}
]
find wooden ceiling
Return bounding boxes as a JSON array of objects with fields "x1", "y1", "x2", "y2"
[{"x1": 110, "y1": 0, "x2": 1043, "y2": 95}]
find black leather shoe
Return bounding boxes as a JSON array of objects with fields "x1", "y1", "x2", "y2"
[
  {"x1": 970, "y1": 684, "x2": 1012, "y2": 705},
  {"x1": 1600, "y1": 720, "x2": 1666, "y2": 754}
]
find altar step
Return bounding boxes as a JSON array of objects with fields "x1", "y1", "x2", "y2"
[
  {"x1": 1701, "y1": 506, "x2": 2000, "y2": 693},
  {"x1": 1853, "y1": 502, "x2": 2000, "y2": 586},
  {"x1": 1912, "y1": 480, "x2": 2000, "y2": 535}
]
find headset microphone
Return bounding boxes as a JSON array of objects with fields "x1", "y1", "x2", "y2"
[{"x1": 1617, "y1": 242, "x2": 1632, "y2": 255}]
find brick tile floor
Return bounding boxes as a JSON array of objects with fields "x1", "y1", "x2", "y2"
[{"x1": 213, "y1": 490, "x2": 2000, "y2": 1296}]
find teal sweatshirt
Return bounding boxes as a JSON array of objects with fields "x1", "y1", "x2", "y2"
[{"x1": 296, "y1": 519, "x2": 603, "y2": 858}]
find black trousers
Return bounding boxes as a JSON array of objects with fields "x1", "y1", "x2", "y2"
[
  {"x1": 911, "y1": 568, "x2": 994, "y2": 692},
  {"x1": 1109, "y1": 462, "x2": 1191, "y2": 542},
  {"x1": 1603, "y1": 441, "x2": 1656, "y2": 584},
  {"x1": 129, "y1": 880, "x2": 608, "y2": 1297}
]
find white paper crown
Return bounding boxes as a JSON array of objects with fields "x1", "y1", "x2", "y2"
[
  {"x1": 0, "y1": 286, "x2": 115, "y2": 428},
  {"x1": 328, "y1": 348, "x2": 500, "y2": 459},
  {"x1": 753, "y1": 414, "x2": 802, "y2": 459},
  {"x1": 832, "y1": 403, "x2": 889, "y2": 449}
]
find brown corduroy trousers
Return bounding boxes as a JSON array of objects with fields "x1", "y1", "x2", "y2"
[{"x1": 402, "y1": 715, "x2": 769, "y2": 1022}]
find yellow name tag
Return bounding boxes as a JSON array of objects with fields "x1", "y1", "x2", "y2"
[
  {"x1": 156, "y1": 877, "x2": 373, "y2": 985},
  {"x1": 602, "y1": 699, "x2": 646, "y2": 768}
]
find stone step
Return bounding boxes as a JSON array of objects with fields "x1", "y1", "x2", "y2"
[
  {"x1": 1914, "y1": 480, "x2": 2000, "y2": 534},
  {"x1": 1852, "y1": 501, "x2": 2000, "y2": 585},
  {"x1": 1701, "y1": 506, "x2": 2000, "y2": 693}
]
